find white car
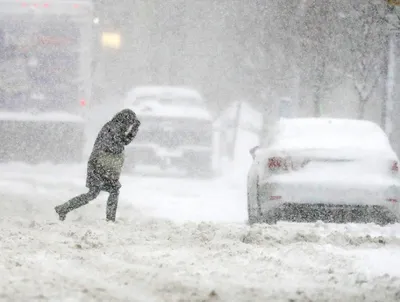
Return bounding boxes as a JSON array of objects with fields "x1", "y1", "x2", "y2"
[
  {"x1": 121, "y1": 86, "x2": 216, "y2": 176},
  {"x1": 247, "y1": 117, "x2": 400, "y2": 225}
]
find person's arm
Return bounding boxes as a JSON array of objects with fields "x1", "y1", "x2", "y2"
[
  {"x1": 123, "y1": 120, "x2": 140, "y2": 145},
  {"x1": 123, "y1": 127, "x2": 138, "y2": 145}
]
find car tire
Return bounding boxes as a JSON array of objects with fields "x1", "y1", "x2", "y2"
[
  {"x1": 247, "y1": 176, "x2": 261, "y2": 225},
  {"x1": 247, "y1": 203, "x2": 259, "y2": 225},
  {"x1": 264, "y1": 212, "x2": 278, "y2": 224}
]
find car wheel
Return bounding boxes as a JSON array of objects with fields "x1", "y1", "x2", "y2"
[
  {"x1": 264, "y1": 211, "x2": 278, "y2": 225},
  {"x1": 247, "y1": 176, "x2": 261, "y2": 225},
  {"x1": 247, "y1": 203, "x2": 259, "y2": 225}
]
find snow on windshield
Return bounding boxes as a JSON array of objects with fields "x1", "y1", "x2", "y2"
[{"x1": 133, "y1": 95, "x2": 205, "y2": 108}]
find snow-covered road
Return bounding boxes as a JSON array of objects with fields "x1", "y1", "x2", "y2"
[{"x1": 1, "y1": 164, "x2": 400, "y2": 302}]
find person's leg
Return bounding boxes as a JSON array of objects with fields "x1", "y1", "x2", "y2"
[
  {"x1": 106, "y1": 186, "x2": 120, "y2": 222},
  {"x1": 55, "y1": 187, "x2": 101, "y2": 221}
]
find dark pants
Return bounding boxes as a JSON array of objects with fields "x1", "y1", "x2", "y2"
[{"x1": 56, "y1": 186, "x2": 120, "y2": 221}]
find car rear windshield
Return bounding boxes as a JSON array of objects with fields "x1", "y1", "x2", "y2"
[{"x1": 272, "y1": 120, "x2": 389, "y2": 149}]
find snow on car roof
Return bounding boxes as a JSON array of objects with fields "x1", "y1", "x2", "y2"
[
  {"x1": 128, "y1": 86, "x2": 203, "y2": 100},
  {"x1": 278, "y1": 117, "x2": 384, "y2": 134},
  {"x1": 268, "y1": 117, "x2": 392, "y2": 153},
  {"x1": 133, "y1": 99, "x2": 212, "y2": 120},
  {"x1": 123, "y1": 86, "x2": 211, "y2": 120}
]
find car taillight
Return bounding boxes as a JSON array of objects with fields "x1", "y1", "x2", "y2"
[
  {"x1": 392, "y1": 161, "x2": 398, "y2": 173},
  {"x1": 268, "y1": 157, "x2": 291, "y2": 172}
]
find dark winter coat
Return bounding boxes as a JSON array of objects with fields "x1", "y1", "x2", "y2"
[{"x1": 86, "y1": 109, "x2": 140, "y2": 192}]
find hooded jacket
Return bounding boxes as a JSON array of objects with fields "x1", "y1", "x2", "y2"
[{"x1": 86, "y1": 109, "x2": 140, "y2": 191}]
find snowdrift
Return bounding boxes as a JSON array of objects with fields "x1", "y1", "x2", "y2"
[{"x1": 1, "y1": 183, "x2": 400, "y2": 302}]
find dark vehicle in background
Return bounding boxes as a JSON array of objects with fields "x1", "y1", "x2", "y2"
[
  {"x1": 122, "y1": 86, "x2": 216, "y2": 177},
  {"x1": 0, "y1": 0, "x2": 93, "y2": 163}
]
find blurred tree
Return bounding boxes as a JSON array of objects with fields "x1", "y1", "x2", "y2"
[
  {"x1": 342, "y1": 1, "x2": 387, "y2": 119},
  {"x1": 384, "y1": 0, "x2": 400, "y2": 28},
  {"x1": 300, "y1": 0, "x2": 346, "y2": 117}
]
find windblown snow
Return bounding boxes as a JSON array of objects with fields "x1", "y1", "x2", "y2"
[{"x1": 1, "y1": 163, "x2": 400, "y2": 302}]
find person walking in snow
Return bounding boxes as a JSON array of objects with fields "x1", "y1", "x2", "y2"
[{"x1": 55, "y1": 108, "x2": 140, "y2": 222}]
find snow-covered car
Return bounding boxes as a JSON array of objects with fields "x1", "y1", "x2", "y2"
[
  {"x1": 247, "y1": 117, "x2": 400, "y2": 225},
  {"x1": 122, "y1": 86, "x2": 215, "y2": 176}
]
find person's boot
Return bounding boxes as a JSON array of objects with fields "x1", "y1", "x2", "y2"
[{"x1": 55, "y1": 205, "x2": 67, "y2": 221}]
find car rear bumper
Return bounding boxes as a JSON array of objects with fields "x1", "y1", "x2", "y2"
[
  {"x1": 267, "y1": 203, "x2": 399, "y2": 224},
  {"x1": 257, "y1": 179, "x2": 400, "y2": 220}
]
